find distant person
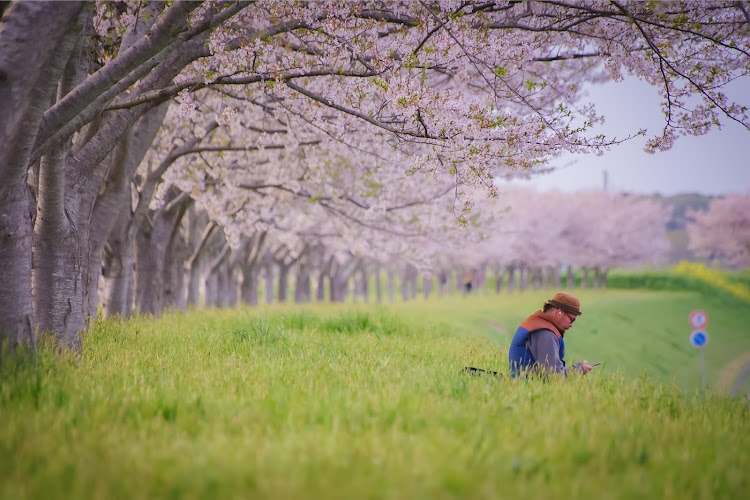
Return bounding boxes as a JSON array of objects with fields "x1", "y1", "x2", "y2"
[
  {"x1": 508, "y1": 292, "x2": 593, "y2": 378},
  {"x1": 438, "y1": 269, "x2": 448, "y2": 294},
  {"x1": 462, "y1": 268, "x2": 474, "y2": 294}
]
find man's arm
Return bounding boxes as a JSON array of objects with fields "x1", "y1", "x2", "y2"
[{"x1": 528, "y1": 330, "x2": 566, "y2": 375}]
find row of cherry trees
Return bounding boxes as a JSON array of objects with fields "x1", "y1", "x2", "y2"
[
  {"x1": 1, "y1": 1, "x2": 748, "y2": 349},
  {"x1": 94, "y1": 184, "x2": 670, "y2": 314}
]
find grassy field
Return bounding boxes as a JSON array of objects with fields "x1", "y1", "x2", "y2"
[{"x1": 2, "y1": 289, "x2": 749, "y2": 499}]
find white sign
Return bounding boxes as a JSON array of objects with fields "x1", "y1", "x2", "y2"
[
  {"x1": 689, "y1": 330, "x2": 709, "y2": 349},
  {"x1": 689, "y1": 310, "x2": 708, "y2": 330}
]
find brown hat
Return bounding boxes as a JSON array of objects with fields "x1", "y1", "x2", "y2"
[{"x1": 545, "y1": 292, "x2": 582, "y2": 316}]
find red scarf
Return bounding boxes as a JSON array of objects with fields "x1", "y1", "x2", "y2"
[{"x1": 519, "y1": 310, "x2": 562, "y2": 338}]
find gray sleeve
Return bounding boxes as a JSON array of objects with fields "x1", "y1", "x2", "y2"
[{"x1": 529, "y1": 330, "x2": 566, "y2": 374}]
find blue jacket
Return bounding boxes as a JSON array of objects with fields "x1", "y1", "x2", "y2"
[{"x1": 508, "y1": 313, "x2": 565, "y2": 378}]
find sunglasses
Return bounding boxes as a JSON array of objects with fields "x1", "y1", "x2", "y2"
[{"x1": 563, "y1": 311, "x2": 578, "y2": 322}]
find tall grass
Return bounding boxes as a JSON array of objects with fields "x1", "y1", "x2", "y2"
[{"x1": 1, "y1": 291, "x2": 749, "y2": 499}]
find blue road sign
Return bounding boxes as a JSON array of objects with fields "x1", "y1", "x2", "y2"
[{"x1": 689, "y1": 330, "x2": 708, "y2": 349}]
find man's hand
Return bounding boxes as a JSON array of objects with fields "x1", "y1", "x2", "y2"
[{"x1": 581, "y1": 360, "x2": 593, "y2": 375}]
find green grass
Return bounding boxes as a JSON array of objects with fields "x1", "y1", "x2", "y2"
[
  {"x1": 722, "y1": 268, "x2": 750, "y2": 289},
  {"x1": 2, "y1": 290, "x2": 750, "y2": 499}
]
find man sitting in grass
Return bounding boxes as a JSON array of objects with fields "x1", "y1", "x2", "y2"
[{"x1": 508, "y1": 292, "x2": 593, "y2": 378}]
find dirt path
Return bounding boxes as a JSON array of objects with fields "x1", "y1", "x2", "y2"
[{"x1": 717, "y1": 351, "x2": 750, "y2": 393}]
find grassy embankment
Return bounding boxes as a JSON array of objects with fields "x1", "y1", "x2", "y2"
[{"x1": 2, "y1": 288, "x2": 749, "y2": 499}]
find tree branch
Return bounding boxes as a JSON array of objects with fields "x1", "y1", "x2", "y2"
[
  {"x1": 106, "y1": 68, "x2": 378, "y2": 110},
  {"x1": 285, "y1": 80, "x2": 424, "y2": 138},
  {"x1": 35, "y1": 1, "x2": 201, "y2": 149},
  {"x1": 32, "y1": 1, "x2": 250, "y2": 163},
  {"x1": 611, "y1": 0, "x2": 749, "y2": 131}
]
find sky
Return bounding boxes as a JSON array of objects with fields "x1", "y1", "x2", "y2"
[{"x1": 499, "y1": 77, "x2": 749, "y2": 197}]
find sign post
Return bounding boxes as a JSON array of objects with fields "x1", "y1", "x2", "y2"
[{"x1": 689, "y1": 310, "x2": 709, "y2": 392}]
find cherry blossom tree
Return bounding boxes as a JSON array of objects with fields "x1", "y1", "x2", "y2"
[
  {"x1": 1, "y1": 1, "x2": 243, "y2": 348},
  {"x1": 687, "y1": 191, "x2": 750, "y2": 268},
  {"x1": 569, "y1": 190, "x2": 671, "y2": 286}
]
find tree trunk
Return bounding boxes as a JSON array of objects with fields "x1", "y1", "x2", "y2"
[
  {"x1": 205, "y1": 271, "x2": 218, "y2": 308},
  {"x1": 205, "y1": 244, "x2": 230, "y2": 308},
  {"x1": 240, "y1": 265, "x2": 259, "y2": 306},
  {"x1": 237, "y1": 233, "x2": 265, "y2": 306},
  {"x1": 422, "y1": 275, "x2": 432, "y2": 299},
  {"x1": 33, "y1": 147, "x2": 95, "y2": 350},
  {"x1": 31, "y1": 219, "x2": 87, "y2": 350},
  {"x1": 32, "y1": 182, "x2": 87, "y2": 350},
  {"x1": 224, "y1": 262, "x2": 239, "y2": 307},
  {"x1": 475, "y1": 264, "x2": 486, "y2": 294},
  {"x1": 186, "y1": 221, "x2": 216, "y2": 309},
  {"x1": 409, "y1": 266, "x2": 418, "y2": 300},
  {"x1": 531, "y1": 267, "x2": 541, "y2": 291},
  {"x1": 581, "y1": 267, "x2": 589, "y2": 289},
  {"x1": 567, "y1": 265, "x2": 575, "y2": 290},
  {"x1": 361, "y1": 265, "x2": 370, "y2": 304},
  {"x1": 400, "y1": 263, "x2": 418, "y2": 301},
  {"x1": 329, "y1": 257, "x2": 356, "y2": 303},
  {"x1": 187, "y1": 257, "x2": 203, "y2": 308},
  {"x1": 330, "y1": 272, "x2": 347, "y2": 303},
  {"x1": 211, "y1": 256, "x2": 235, "y2": 308},
  {"x1": 540, "y1": 267, "x2": 546, "y2": 289},
  {"x1": 317, "y1": 256, "x2": 333, "y2": 302},
  {"x1": 494, "y1": 266, "x2": 503, "y2": 293},
  {"x1": 328, "y1": 270, "x2": 338, "y2": 302},
  {"x1": 134, "y1": 194, "x2": 189, "y2": 316},
  {"x1": 0, "y1": 179, "x2": 34, "y2": 347},
  {"x1": 264, "y1": 261, "x2": 274, "y2": 304},
  {"x1": 374, "y1": 264, "x2": 382, "y2": 304},
  {"x1": 351, "y1": 277, "x2": 359, "y2": 304},
  {"x1": 277, "y1": 263, "x2": 290, "y2": 303},
  {"x1": 507, "y1": 266, "x2": 516, "y2": 293},
  {"x1": 593, "y1": 267, "x2": 608, "y2": 289},
  {"x1": 215, "y1": 260, "x2": 231, "y2": 307},
  {"x1": 100, "y1": 204, "x2": 136, "y2": 317},
  {"x1": 519, "y1": 267, "x2": 529, "y2": 292},
  {"x1": 387, "y1": 268, "x2": 395, "y2": 303},
  {"x1": 552, "y1": 266, "x2": 561, "y2": 289},
  {"x1": 294, "y1": 263, "x2": 311, "y2": 304},
  {"x1": 163, "y1": 230, "x2": 188, "y2": 311},
  {"x1": 0, "y1": 2, "x2": 85, "y2": 348},
  {"x1": 400, "y1": 267, "x2": 409, "y2": 302},
  {"x1": 135, "y1": 227, "x2": 166, "y2": 315},
  {"x1": 591, "y1": 266, "x2": 599, "y2": 290},
  {"x1": 102, "y1": 247, "x2": 135, "y2": 317},
  {"x1": 544, "y1": 267, "x2": 553, "y2": 289}
]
